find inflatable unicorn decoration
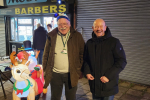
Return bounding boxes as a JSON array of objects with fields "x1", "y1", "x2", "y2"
[{"x1": 10, "y1": 51, "x2": 45, "y2": 100}]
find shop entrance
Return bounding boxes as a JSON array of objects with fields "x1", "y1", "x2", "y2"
[{"x1": 10, "y1": 16, "x2": 57, "y2": 42}]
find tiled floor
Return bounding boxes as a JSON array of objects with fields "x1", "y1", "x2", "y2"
[{"x1": 0, "y1": 77, "x2": 150, "y2": 100}]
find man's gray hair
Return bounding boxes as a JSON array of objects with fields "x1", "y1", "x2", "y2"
[{"x1": 37, "y1": 23, "x2": 41, "y2": 28}]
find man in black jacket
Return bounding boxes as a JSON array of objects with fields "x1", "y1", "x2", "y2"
[
  {"x1": 33, "y1": 23, "x2": 47, "y2": 64},
  {"x1": 83, "y1": 19, "x2": 127, "y2": 100}
]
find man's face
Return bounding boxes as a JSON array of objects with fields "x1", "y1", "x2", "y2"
[
  {"x1": 47, "y1": 26, "x2": 51, "y2": 31},
  {"x1": 92, "y1": 19, "x2": 106, "y2": 37},
  {"x1": 57, "y1": 18, "x2": 70, "y2": 35}
]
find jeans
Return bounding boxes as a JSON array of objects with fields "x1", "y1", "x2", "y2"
[
  {"x1": 92, "y1": 94, "x2": 114, "y2": 100},
  {"x1": 37, "y1": 49, "x2": 44, "y2": 64}
]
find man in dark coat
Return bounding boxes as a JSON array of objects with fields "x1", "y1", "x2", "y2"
[
  {"x1": 33, "y1": 23, "x2": 47, "y2": 64},
  {"x1": 83, "y1": 19, "x2": 127, "y2": 100},
  {"x1": 42, "y1": 14, "x2": 85, "y2": 100}
]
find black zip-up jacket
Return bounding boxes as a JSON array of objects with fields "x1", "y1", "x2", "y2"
[{"x1": 83, "y1": 27, "x2": 127, "y2": 97}]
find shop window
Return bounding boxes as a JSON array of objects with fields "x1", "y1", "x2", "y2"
[
  {"x1": 11, "y1": 18, "x2": 18, "y2": 41},
  {"x1": 43, "y1": 17, "x2": 57, "y2": 31},
  {"x1": 11, "y1": 18, "x2": 15, "y2": 40},
  {"x1": 18, "y1": 19, "x2": 32, "y2": 24},
  {"x1": 18, "y1": 26, "x2": 33, "y2": 41},
  {"x1": 15, "y1": 18, "x2": 18, "y2": 41},
  {"x1": 10, "y1": 17, "x2": 58, "y2": 42},
  {"x1": 34, "y1": 19, "x2": 41, "y2": 30}
]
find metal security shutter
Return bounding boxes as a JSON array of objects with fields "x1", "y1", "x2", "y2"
[
  {"x1": 77, "y1": 0, "x2": 150, "y2": 85},
  {"x1": 0, "y1": 16, "x2": 6, "y2": 56}
]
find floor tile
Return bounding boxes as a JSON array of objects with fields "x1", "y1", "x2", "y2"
[
  {"x1": 140, "y1": 93, "x2": 150, "y2": 100},
  {"x1": 81, "y1": 92, "x2": 92, "y2": 100},
  {"x1": 120, "y1": 94, "x2": 141, "y2": 100},
  {"x1": 79, "y1": 84, "x2": 90, "y2": 91},
  {"x1": 119, "y1": 82, "x2": 131, "y2": 88},
  {"x1": 126, "y1": 89, "x2": 143, "y2": 97},
  {"x1": 76, "y1": 88, "x2": 89, "y2": 96},
  {"x1": 131, "y1": 85, "x2": 147, "y2": 91}
]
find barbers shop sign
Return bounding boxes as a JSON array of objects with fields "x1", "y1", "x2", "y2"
[
  {"x1": 6, "y1": 0, "x2": 47, "y2": 6},
  {"x1": 0, "y1": 4, "x2": 67, "y2": 15}
]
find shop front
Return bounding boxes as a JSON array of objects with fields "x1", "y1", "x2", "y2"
[{"x1": 0, "y1": 0, "x2": 75, "y2": 55}]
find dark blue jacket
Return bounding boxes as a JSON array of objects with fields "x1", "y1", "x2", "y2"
[
  {"x1": 33, "y1": 26, "x2": 47, "y2": 50},
  {"x1": 83, "y1": 27, "x2": 127, "y2": 97}
]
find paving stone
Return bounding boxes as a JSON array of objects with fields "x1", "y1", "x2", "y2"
[
  {"x1": 114, "y1": 98, "x2": 119, "y2": 100},
  {"x1": 76, "y1": 88, "x2": 89, "y2": 96},
  {"x1": 119, "y1": 86, "x2": 129, "y2": 93},
  {"x1": 120, "y1": 94, "x2": 141, "y2": 100},
  {"x1": 119, "y1": 82, "x2": 131, "y2": 88},
  {"x1": 81, "y1": 95, "x2": 92, "y2": 100},
  {"x1": 115, "y1": 86, "x2": 128, "y2": 99},
  {"x1": 115, "y1": 91, "x2": 124, "y2": 99},
  {"x1": 0, "y1": 93, "x2": 13, "y2": 100},
  {"x1": 1, "y1": 85, "x2": 13, "y2": 92},
  {"x1": 77, "y1": 96, "x2": 91, "y2": 100},
  {"x1": 78, "y1": 82, "x2": 86, "y2": 88},
  {"x1": 0, "y1": 90, "x2": 12, "y2": 98},
  {"x1": 62, "y1": 85, "x2": 65, "y2": 96},
  {"x1": 1, "y1": 77, "x2": 150, "y2": 100},
  {"x1": 0, "y1": 81, "x2": 13, "y2": 93},
  {"x1": 40, "y1": 93, "x2": 51, "y2": 100},
  {"x1": 61, "y1": 95, "x2": 66, "y2": 100},
  {"x1": 83, "y1": 92, "x2": 92, "y2": 100},
  {"x1": 76, "y1": 94, "x2": 82, "y2": 99},
  {"x1": 85, "y1": 92, "x2": 92, "y2": 96},
  {"x1": 146, "y1": 88, "x2": 150, "y2": 94},
  {"x1": 3, "y1": 81, "x2": 14, "y2": 85},
  {"x1": 9, "y1": 77, "x2": 16, "y2": 82},
  {"x1": 140, "y1": 92, "x2": 150, "y2": 100},
  {"x1": 79, "y1": 84, "x2": 90, "y2": 91},
  {"x1": 40, "y1": 85, "x2": 51, "y2": 100},
  {"x1": 126, "y1": 89, "x2": 143, "y2": 97},
  {"x1": 131, "y1": 85, "x2": 147, "y2": 91}
]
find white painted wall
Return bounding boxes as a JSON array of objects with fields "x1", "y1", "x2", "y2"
[{"x1": 0, "y1": 0, "x2": 4, "y2": 6}]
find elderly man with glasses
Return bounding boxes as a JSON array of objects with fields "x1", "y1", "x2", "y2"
[{"x1": 42, "y1": 13, "x2": 85, "y2": 100}]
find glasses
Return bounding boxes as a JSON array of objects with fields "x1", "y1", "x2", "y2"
[{"x1": 58, "y1": 23, "x2": 68, "y2": 26}]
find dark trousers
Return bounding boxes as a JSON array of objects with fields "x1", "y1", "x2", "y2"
[
  {"x1": 92, "y1": 94, "x2": 114, "y2": 100},
  {"x1": 50, "y1": 72, "x2": 77, "y2": 100},
  {"x1": 37, "y1": 49, "x2": 44, "y2": 64}
]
